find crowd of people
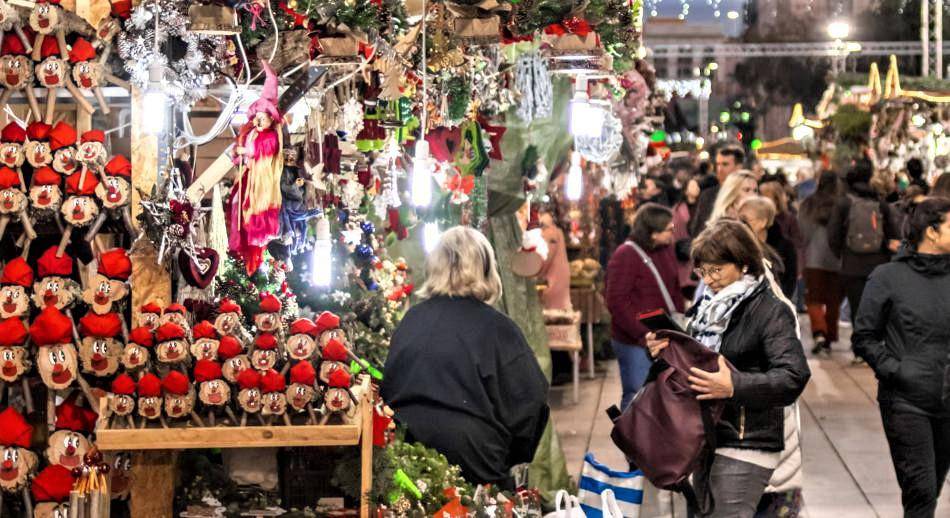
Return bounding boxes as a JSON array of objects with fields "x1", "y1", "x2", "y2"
[{"x1": 607, "y1": 146, "x2": 950, "y2": 517}]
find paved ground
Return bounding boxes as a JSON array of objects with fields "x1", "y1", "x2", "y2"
[{"x1": 549, "y1": 319, "x2": 950, "y2": 517}]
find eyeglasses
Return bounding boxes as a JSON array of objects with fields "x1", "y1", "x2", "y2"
[{"x1": 694, "y1": 265, "x2": 725, "y2": 280}]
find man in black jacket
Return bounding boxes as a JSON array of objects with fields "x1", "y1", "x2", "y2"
[
  {"x1": 853, "y1": 198, "x2": 950, "y2": 518},
  {"x1": 688, "y1": 146, "x2": 745, "y2": 237}
]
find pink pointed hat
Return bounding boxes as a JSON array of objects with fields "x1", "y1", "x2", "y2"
[{"x1": 247, "y1": 60, "x2": 281, "y2": 121}]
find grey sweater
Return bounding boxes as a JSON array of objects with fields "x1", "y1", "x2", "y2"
[{"x1": 799, "y1": 214, "x2": 841, "y2": 272}]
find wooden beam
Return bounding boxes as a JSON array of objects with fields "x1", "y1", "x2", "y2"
[{"x1": 97, "y1": 423, "x2": 362, "y2": 450}]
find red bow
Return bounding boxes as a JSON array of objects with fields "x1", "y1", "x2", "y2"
[
  {"x1": 278, "y1": 2, "x2": 308, "y2": 27},
  {"x1": 544, "y1": 17, "x2": 592, "y2": 37}
]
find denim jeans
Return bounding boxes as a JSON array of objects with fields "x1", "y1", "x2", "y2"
[
  {"x1": 613, "y1": 339, "x2": 653, "y2": 411},
  {"x1": 692, "y1": 455, "x2": 774, "y2": 518}
]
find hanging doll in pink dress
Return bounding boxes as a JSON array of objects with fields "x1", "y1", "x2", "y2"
[{"x1": 228, "y1": 60, "x2": 284, "y2": 275}]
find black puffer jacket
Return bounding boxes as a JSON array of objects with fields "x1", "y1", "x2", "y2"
[
  {"x1": 853, "y1": 250, "x2": 950, "y2": 416},
  {"x1": 689, "y1": 281, "x2": 811, "y2": 452}
]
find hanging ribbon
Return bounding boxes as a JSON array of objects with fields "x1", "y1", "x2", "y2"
[{"x1": 243, "y1": 1, "x2": 266, "y2": 31}]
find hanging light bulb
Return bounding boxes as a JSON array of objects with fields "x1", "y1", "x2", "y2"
[
  {"x1": 312, "y1": 217, "x2": 332, "y2": 287},
  {"x1": 411, "y1": 140, "x2": 433, "y2": 207},
  {"x1": 566, "y1": 151, "x2": 583, "y2": 201},
  {"x1": 142, "y1": 63, "x2": 168, "y2": 136},
  {"x1": 423, "y1": 222, "x2": 441, "y2": 253},
  {"x1": 569, "y1": 76, "x2": 604, "y2": 139}
]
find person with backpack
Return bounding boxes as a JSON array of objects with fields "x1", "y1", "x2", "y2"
[
  {"x1": 852, "y1": 198, "x2": 950, "y2": 518},
  {"x1": 606, "y1": 203, "x2": 684, "y2": 411},
  {"x1": 827, "y1": 162, "x2": 901, "y2": 333},
  {"x1": 800, "y1": 171, "x2": 844, "y2": 355},
  {"x1": 645, "y1": 219, "x2": 811, "y2": 518}
]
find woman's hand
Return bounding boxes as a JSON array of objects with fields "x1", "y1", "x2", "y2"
[
  {"x1": 646, "y1": 333, "x2": 669, "y2": 359},
  {"x1": 688, "y1": 356, "x2": 734, "y2": 400}
]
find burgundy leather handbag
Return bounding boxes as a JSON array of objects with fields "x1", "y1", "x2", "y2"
[{"x1": 607, "y1": 330, "x2": 731, "y2": 514}]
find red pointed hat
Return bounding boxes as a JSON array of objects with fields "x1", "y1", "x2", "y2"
[
  {"x1": 0, "y1": 166, "x2": 19, "y2": 190},
  {"x1": 0, "y1": 317, "x2": 28, "y2": 346},
  {"x1": 218, "y1": 298, "x2": 241, "y2": 314},
  {"x1": 137, "y1": 373, "x2": 161, "y2": 397},
  {"x1": 47, "y1": 121, "x2": 76, "y2": 151},
  {"x1": 68, "y1": 38, "x2": 95, "y2": 63},
  {"x1": 37, "y1": 246, "x2": 72, "y2": 278},
  {"x1": 194, "y1": 359, "x2": 222, "y2": 382},
  {"x1": 237, "y1": 368, "x2": 261, "y2": 390},
  {"x1": 290, "y1": 318, "x2": 318, "y2": 336},
  {"x1": 1, "y1": 122, "x2": 26, "y2": 144},
  {"x1": 259, "y1": 293, "x2": 281, "y2": 313},
  {"x1": 0, "y1": 407, "x2": 32, "y2": 447},
  {"x1": 26, "y1": 122, "x2": 51, "y2": 142},
  {"x1": 1, "y1": 257, "x2": 34, "y2": 287},
  {"x1": 30, "y1": 306, "x2": 73, "y2": 346},
  {"x1": 155, "y1": 322, "x2": 186, "y2": 343},
  {"x1": 217, "y1": 335, "x2": 242, "y2": 359},
  {"x1": 31, "y1": 465, "x2": 74, "y2": 503},
  {"x1": 161, "y1": 370, "x2": 190, "y2": 396},
  {"x1": 79, "y1": 311, "x2": 122, "y2": 338},
  {"x1": 289, "y1": 361, "x2": 316, "y2": 386},
  {"x1": 254, "y1": 333, "x2": 278, "y2": 350},
  {"x1": 128, "y1": 326, "x2": 154, "y2": 347},
  {"x1": 322, "y1": 338, "x2": 349, "y2": 362},
  {"x1": 65, "y1": 171, "x2": 99, "y2": 195},
  {"x1": 165, "y1": 303, "x2": 186, "y2": 315},
  {"x1": 315, "y1": 311, "x2": 340, "y2": 333},
  {"x1": 111, "y1": 0, "x2": 132, "y2": 18},
  {"x1": 31, "y1": 166, "x2": 60, "y2": 187},
  {"x1": 55, "y1": 395, "x2": 97, "y2": 433},
  {"x1": 192, "y1": 321, "x2": 218, "y2": 340},
  {"x1": 104, "y1": 155, "x2": 131, "y2": 178},
  {"x1": 80, "y1": 130, "x2": 105, "y2": 144},
  {"x1": 1, "y1": 33, "x2": 27, "y2": 56},
  {"x1": 40, "y1": 36, "x2": 60, "y2": 59},
  {"x1": 141, "y1": 301, "x2": 162, "y2": 314},
  {"x1": 111, "y1": 373, "x2": 136, "y2": 395},
  {"x1": 328, "y1": 368, "x2": 352, "y2": 388},
  {"x1": 97, "y1": 248, "x2": 131, "y2": 281},
  {"x1": 260, "y1": 369, "x2": 285, "y2": 393}
]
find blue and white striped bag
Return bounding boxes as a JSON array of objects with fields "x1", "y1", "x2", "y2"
[{"x1": 578, "y1": 454, "x2": 643, "y2": 518}]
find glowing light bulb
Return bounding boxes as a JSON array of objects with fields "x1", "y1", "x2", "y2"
[
  {"x1": 312, "y1": 217, "x2": 332, "y2": 287},
  {"x1": 423, "y1": 222, "x2": 441, "y2": 253},
  {"x1": 566, "y1": 152, "x2": 583, "y2": 201},
  {"x1": 143, "y1": 62, "x2": 167, "y2": 135},
  {"x1": 411, "y1": 140, "x2": 432, "y2": 207}
]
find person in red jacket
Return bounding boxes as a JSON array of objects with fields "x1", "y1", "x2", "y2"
[{"x1": 606, "y1": 203, "x2": 684, "y2": 410}]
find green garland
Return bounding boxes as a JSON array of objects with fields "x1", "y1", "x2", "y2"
[{"x1": 214, "y1": 253, "x2": 299, "y2": 320}]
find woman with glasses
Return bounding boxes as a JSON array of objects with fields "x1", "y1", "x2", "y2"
[
  {"x1": 646, "y1": 219, "x2": 811, "y2": 518},
  {"x1": 606, "y1": 203, "x2": 684, "y2": 411}
]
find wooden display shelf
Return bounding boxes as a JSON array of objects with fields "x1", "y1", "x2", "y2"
[{"x1": 95, "y1": 376, "x2": 375, "y2": 518}]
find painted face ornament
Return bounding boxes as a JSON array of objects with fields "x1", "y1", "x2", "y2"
[
  {"x1": 218, "y1": 335, "x2": 247, "y2": 383},
  {"x1": 32, "y1": 246, "x2": 76, "y2": 310},
  {"x1": 0, "y1": 165, "x2": 34, "y2": 242},
  {"x1": 46, "y1": 397, "x2": 96, "y2": 470},
  {"x1": 23, "y1": 122, "x2": 52, "y2": 169},
  {"x1": 77, "y1": 130, "x2": 107, "y2": 171},
  {"x1": 259, "y1": 369, "x2": 287, "y2": 418},
  {"x1": 0, "y1": 407, "x2": 37, "y2": 493},
  {"x1": 190, "y1": 321, "x2": 220, "y2": 361},
  {"x1": 29, "y1": 0, "x2": 67, "y2": 62},
  {"x1": 155, "y1": 322, "x2": 189, "y2": 365},
  {"x1": 251, "y1": 333, "x2": 279, "y2": 371},
  {"x1": 106, "y1": 452, "x2": 133, "y2": 500},
  {"x1": 315, "y1": 310, "x2": 344, "y2": 349},
  {"x1": 213, "y1": 298, "x2": 246, "y2": 339},
  {"x1": 58, "y1": 171, "x2": 99, "y2": 255},
  {"x1": 122, "y1": 326, "x2": 153, "y2": 371},
  {"x1": 161, "y1": 371, "x2": 196, "y2": 420},
  {"x1": 98, "y1": 155, "x2": 132, "y2": 209},
  {"x1": 196, "y1": 360, "x2": 230, "y2": 407},
  {"x1": 81, "y1": 248, "x2": 130, "y2": 314},
  {"x1": 138, "y1": 301, "x2": 162, "y2": 330},
  {"x1": 136, "y1": 373, "x2": 162, "y2": 422},
  {"x1": 30, "y1": 307, "x2": 78, "y2": 390},
  {"x1": 286, "y1": 318, "x2": 318, "y2": 361},
  {"x1": 254, "y1": 294, "x2": 282, "y2": 334},
  {"x1": 69, "y1": 38, "x2": 111, "y2": 114},
  {"x1": 0, "y1": 257, "x2": 31, "y2": 319},
  {"x1": 78, "y1": 311, "x2": 122, "y2": 377},
  {"x1": 319, "y1": 338, "x2": 351, "y2": 386},
  {"x1": 321, "y1": 369, "x2": 356, "y2": 424},
  {"x1": 159, "y1": 303, "x2": 189, "y2": 328},
  {"x1": 30, "y1": 465, "x2": 74, "y2": 518},
  {"x1": 109, "y1": 373, "x2": 136, "y2": 418},
  {"x1": 286, "y1": 361, "x2": 318, "y2": 416},
  {"x1": 29, "y1": 167, "x2": 62, "y2": 219},
  {"x1": 0, "y1": 318, "x2": 28, "y2": 383},
  {"x1": 0, "y1": 36, "x2": 40, "y2": 118},
  {"x1": 0, "y1": 121, "x2": 24, "y2": 169},
  {"x1": 35, "y1": 37, "x2": 92, "y2": 123},
  {"x1": 236, "y1": 368, "x2": 262, "y2": 415},
  {"x1": 48, "y1": 120, "x2": 77, "y2": 176}
]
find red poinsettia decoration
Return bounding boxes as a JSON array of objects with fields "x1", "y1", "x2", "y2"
[
  {"x1": 444, "y1": 174, "x2": 475, "y2": 204},
  {"x1": 544, "y1": 17, "x2": 592, "y2": 37}
]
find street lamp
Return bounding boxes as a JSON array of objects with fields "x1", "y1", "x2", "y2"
[
  {"x1": 827, "y1": 20, "x2": 852, "y2": 76},
  {"x1": 827, "y1": 20, "x2": 851, "y2": 40}
]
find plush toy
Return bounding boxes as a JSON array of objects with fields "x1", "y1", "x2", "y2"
[
  {"x1": 195, "y1": 359, "x2": 236, "y2": 425},
  {"x1": 90, "y1": 154, "x2": 134, "y2": 238},
  {"x1": 254, "y1": 293, "x2": 283, "y2": 334},
  {"x1": 30, "y1": 464, "x2": 73, "y2": 518},
  {"x1": 0, "y1": 257, "x2": 32, "y2": 319},
  {"x1": 108, "y1": 373, "x2": 136, "y2": 428},
  {"x1": 24, "y1": 122, "x2": 52, "y2": 170},
  {"x1": 159, "y1": 302, "x2": 188, "y2": 328},
  {"x1": 250, "y1": 333, "x2": 279, "y2": 371},
  {"x1": 190, "y1": 320, "x2": 219, "y2": 361},
  {"x1": 0, "y1": 407, "x2": 38, "y2": 505},
  {"x1": 29, "y1": 0, "x2": 68, "y2": 63},
  {"x1": 0, "y1": 317, "x2": 29, "y2": 386},
  {"x1": 28, "y1": 166, "x2": 62, "y2": 225},
  {"x1": 0, "y1": 166, "x2": 35, "y2": 244},
  {"x1": 0, "y1": 121, "x2": 24, "y2": 171},
  {"x1": 32, "y1": 246, "x2": 78, "y2": 311},
  {"x1": 285, "y1": 318, "x2": 318, "y2": 361},
  {"x1": 58, "y1": 171, "x2": 99, "y2": 255},
  {"x1": 122, "y1": 325, "x2": 152, "y2": 371},
  {"x1": 30, "y1": 306, "x2": 79, "y2": 391},
  {"x1": 286, "y1": 361, "x2": 318, "y2": 423},
  {"x1": 137, "y1": 301, "x2": 162, "y2": 330},
  {"x1": 77, "y1": 311, "x2": 121, "y2": 377},
  {"x1": 219, "y1": 335, "x2": 248, "y2": 383},
  {"x1": 161, "y1": 370, "x2": 199, "y2": 425},
  {"x1": 213, "y1": 298, "x2": 250, "y2": 344},
  {"x1": 259, "y1": 368, "x2": 287, "y2": 423},
  {"x1": 48, "y1": 120, "x2": 77, "y2": 176},
  {"x1": 35, "y1": 36, "x2": 91, "y2": 123},
  {"x1": 45, "y1": 396, "x2": 95, "y2": 469},
  {"x1": 0, "y1": 34, "x2": 40, "y2": 119},
  {"x1": 136, "y1": 372, "x2": 163, "y2": 426},
  {"x1": 235, "y1": 367, "x2": 262, "y2": 425},
  {"x1": 154, "y1": 322, "x2": 189, "y2": 367},
  {"x1": 81, "y1": 248, "x2": 130, "y2": 315},
  {"x1": 320, "y1": 368, "x2": 357, "y2": 424}
]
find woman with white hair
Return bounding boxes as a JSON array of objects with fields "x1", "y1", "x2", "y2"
[{"x1": 381, "y1": 226, "x2": 550, "y2": 488}]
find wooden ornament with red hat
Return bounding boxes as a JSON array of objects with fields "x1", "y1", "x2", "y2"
[
  {"x1": 319, "y1": 368, "x2": 357, "y2": 425},
  {"x1": 81, "y1": 247, "x2": 129, "y2": 316},
  {"x1": 32, "y1": 245, "x2": 78, "y2": 312},
  {"x1": 77, "y1": 311, "x2": 122, "y2": 377},
  {"x1": 30, "y1": 306, "x2": 83, "y2": 395},
  {"x1": 195, "y1": 358, "x2": 238, "y2": 426},
  {"x1": 57, "y1": 169, "x2": 99, "y2": 257},
  {"x1": 23, "y1": 121, "x2": 52, "y2": 170},
  {"x1": 68, "y1": 37, "x2": 111, "y2": 114},
  {"x1": 77, "y1": 129, "x2": 107, "y2": 178},
  {"x1": 0, "y1": 121, "x2": 25, "y2": 171},
  {"x1": 35, "y1": 33, "x2": 93, "y2": 124},
  {"x1": 137, "y1": 301, "x2": 162, "y2": 330},
  {"x1": 218, "y1": 334, "x2": 249, "y2": 384},
  {"x1": 213, "y1": 297, "x2": 251, "y2": 345},
  {"x1": 0, "y1": 257, "x2": 32, "y2": 319},
  {"x1": 121, "y1": 325, "x2": 152, "y2": 372},
  {"x1": 45, "y1": 393, "x2": 95, "y2": 471},
  {"x1": 92, "y1": 0, "x2": 131, "y2": 66},
  {"x1": 135, "y1": 372, "x2": 163, "y2": 427},
  {"x1": 0, "y1": 316, "x2": 30, "y2": 383},
  {"x1": 286, "y1": 360, "x2": 319, "y2": 423},
  {"x1": 0, "y1": 33, "x2": 41, "y2": 120},
  {"x1": 159, "y1": 301, "x2": 189, "y2": 329},
  {"x1": 235, "y1": 367, "x2": 264, "y2": 426},
  {"x1": 259, "y1": 368, "x2": 289, "y2": 425},
  {"x1": 28, "y1": 0, "x2": 68, "y2": 63},
  {"x1": 254, "y1": 292, "x2": 283, "y2": 335},
  {"x1": 48, "y1": 120, "x2": 78, "y2": 176},
  {"x1": 0, "y1": 1, "x2": 32, "y2": 56},
  {"x1": 88, "y1": 153, "x2": 134, "y2": 240},
  {"x1": 28, "y1": 166, "x2": 62, "y2": 230},
  {"x1": 285, "y1": 317, "x2": 318, "y2": 362},
  {"x1": 154, "y1": 321, "x2": 190, "y2": 369},
  {"x1": 0, "y1": 165, "x2": 36, "y2": 247},
  {"x1": 30, "y1": 464, "x2": 72, "y2": 517},
  {"x1": 0, "y1": 407, "x2": 39, "y2": 510},
  {"x1": 250, "y1": 332, "x2": 279, "y2": 372},
  {"x1": 161, "y1": 370, "x2": 202, "y2": 426},
  {"x1": 108, "y1": 373, "x2": 136, "y2": 428},
  {"x1": 190, "y1": 320, "x2": 220, "y2": 361}
]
